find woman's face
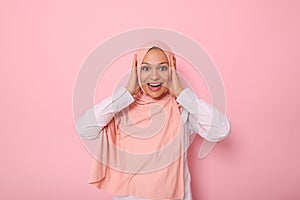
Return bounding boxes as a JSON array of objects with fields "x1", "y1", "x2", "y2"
[{"x1": 140, "y1": 48, "x2": 170, "y2": 99}]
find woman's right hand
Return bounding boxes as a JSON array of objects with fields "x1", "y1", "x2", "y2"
[{"x1": 125, "y1": 54, "x2": 140, "y2": 95}]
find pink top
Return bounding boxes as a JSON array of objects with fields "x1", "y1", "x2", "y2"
[{"x1": 89, "y1": 89, "x2": 185, "y2": 199}]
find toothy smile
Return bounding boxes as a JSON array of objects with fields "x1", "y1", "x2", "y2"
[{"x1": 147, "y1": 82, "x2": 163, "y2": 87}]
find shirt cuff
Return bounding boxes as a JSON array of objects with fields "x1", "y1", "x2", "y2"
[
  {"x1": 112, "y1": 86, "x2": 135, "y2": 112},
  {"x1": 176, "y1": 88, "x2": 199, "y2": 114}
]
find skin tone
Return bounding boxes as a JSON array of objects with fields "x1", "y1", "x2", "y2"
[{"x1": 126, "y1": 48, "x2": 183, "y2": 98}]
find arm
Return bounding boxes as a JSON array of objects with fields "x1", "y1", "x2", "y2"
[
  {"x1": 76, "y1": 86, "x2": 134, "y2": 140},
  {"x1": 176, "y1": 88, "x2": 231, "y2": 142}
]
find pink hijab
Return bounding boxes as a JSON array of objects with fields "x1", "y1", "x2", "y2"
[{"x1": 89, "y1": 41, "x2": 185, "y2": 200}]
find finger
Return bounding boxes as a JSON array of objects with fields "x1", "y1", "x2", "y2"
[
  {"x1": 170, "y1": 54, "x2": 176, "y2": 70},
  {"x1": 170, "y1": 54, "x2": 174, "y2": 69},
  {"x1": 132, "y1": 54, "x2": 137, "y2": 69},
  {"x1": 172, "y1": 55, "x2": 176, "y2": 70}
]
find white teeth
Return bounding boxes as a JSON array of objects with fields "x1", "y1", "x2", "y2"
[{"x1": 148, "y1": 83, "x2": 162, "y2": 87}]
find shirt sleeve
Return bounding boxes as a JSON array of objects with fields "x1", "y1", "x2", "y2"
[
  {"x1": 76, "y1": 86, "x2": 135, "y2": 140},
  {"x1": 176, "y1": 88, "x2": 231, "y2": 142}
]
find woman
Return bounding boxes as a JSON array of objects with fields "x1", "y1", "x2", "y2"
[{"x1": 76, "y1": 41, "x2": 231, "y2": 200}]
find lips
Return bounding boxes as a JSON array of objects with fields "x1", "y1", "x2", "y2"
[{"x1": 147, "y1": 82, "x2": 163, "y2": 91}]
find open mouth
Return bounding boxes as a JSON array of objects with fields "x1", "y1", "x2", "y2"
[
  {"x1": 147, "y1": 82, "x2": 163, "y2": 87},
  {"x1": 147, "y1": 82, "x2": 163, "y2": 91}
]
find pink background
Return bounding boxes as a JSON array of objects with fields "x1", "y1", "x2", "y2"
[{"x1": 1, "y1": 0, "x2": 300, "y2": 199}]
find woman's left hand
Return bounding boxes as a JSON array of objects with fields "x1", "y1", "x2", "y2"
[{"x1": 168, "y1": 54, "x2": 184, "y2": 97}]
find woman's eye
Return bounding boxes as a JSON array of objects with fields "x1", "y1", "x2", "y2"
[
  {"x1": 160, "y1": 66, "x2": 168, "y2": 71},
  {"x1": 142, "y1": 66, "x2": 150, "y2": 71}
]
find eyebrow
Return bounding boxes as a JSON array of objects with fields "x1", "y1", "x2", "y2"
[{"x1": 141, "y1": 61, "x2": 169, "y2": 65}]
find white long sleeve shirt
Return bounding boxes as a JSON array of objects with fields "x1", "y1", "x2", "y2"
[{"x1": 76, "y1": 87, "x2": 231, "y2": 200}]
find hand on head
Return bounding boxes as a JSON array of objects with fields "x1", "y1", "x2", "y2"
[
  {"x1": 168, "y1": 54, "x2": 184, "y2": 97},
  {"x1": 125, "y1": 54, "x2": 141, "y2": 95}
]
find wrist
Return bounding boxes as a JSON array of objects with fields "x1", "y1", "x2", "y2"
[
  {"x1": 125, "y1": 86, "x2": 134, "y2": 95},
  {"x1": 175, "y1": 88, "x2": 184, "y2": 97}
]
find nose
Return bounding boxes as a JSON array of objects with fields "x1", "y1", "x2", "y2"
[{"x1": 150, "y1": 68, "x2": 160, "y2": 80}]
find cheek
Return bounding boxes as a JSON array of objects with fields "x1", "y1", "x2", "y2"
[
  {"x1": 140, "y1": 73, "x2": 147, "y2": 83},
  {"x1": 162, "y1": 73, "x2": 170, "y2": 82}
]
